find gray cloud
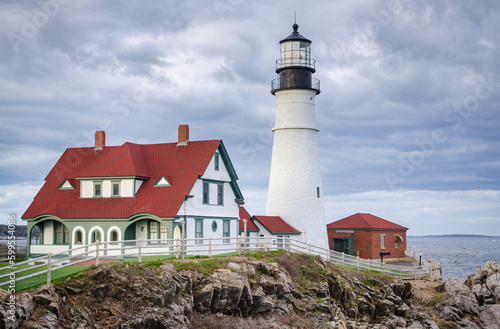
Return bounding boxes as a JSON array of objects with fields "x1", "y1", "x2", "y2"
[{"x1": 0, "y1": 0, "x2": 499, "y2": 234}]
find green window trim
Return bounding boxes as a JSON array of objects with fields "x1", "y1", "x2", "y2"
[
  {"x1": 93, "y1": 181, "x2": 103, "y2": 198},
  {"x1": 223, "y1": 220, "x2": 230, "y2": 244},
  {"x1": 91, "y1": 230, "x2": 101, "y2": 243},
  {"x1": 217, "y1": 183, "x2": 223, "y2": 206},
  {"x1": 75, "y1": 230, "x2": 83, "y2": 244},
  {"x1": 53, "y1": 222, "x2": 69, "y2": 245},
  {"x1": 110, "y1": 230, "x2": 119, "y2": 242},
  {"x1": 58, "y1": 179, "x2": 74, "y2": 190},
  {"x1": 195, "y1": 219, "x2": 203, "y2": 244},
  {"x1": 203, "y1": 182, "x2": 209, "y2": 204},
  {"x1": 111, "y1": 180, "x2": 121, "y2": 197},
  {"x1": 214, "y1": 153, "x2": 220, "y2": 171},
  {"x1": 154, "y1": 175, "x2": 171, "y2": 187}
]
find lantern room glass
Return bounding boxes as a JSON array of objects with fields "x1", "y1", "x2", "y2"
[{"x1": 280, "y1": 40, "x2": 311, "y2": 68}]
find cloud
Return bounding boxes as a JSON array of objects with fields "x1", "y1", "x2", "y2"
[{"x1": 0, "y1": 0, "x2": 499, "y2": 234}]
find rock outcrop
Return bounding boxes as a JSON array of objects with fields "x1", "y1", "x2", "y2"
[{"x1": 0, "y1": 254, "x2": 499, "y2": 328}]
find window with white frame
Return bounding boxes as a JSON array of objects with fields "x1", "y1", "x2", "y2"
[{"x1": 380, "y1": 234, "x2": 386, "y2": 249}]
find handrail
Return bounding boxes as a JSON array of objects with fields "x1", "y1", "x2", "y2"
[{"x1": 1, "y1": 236, "x2": 431, "y2": 288}]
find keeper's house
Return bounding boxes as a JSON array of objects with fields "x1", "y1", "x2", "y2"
[
  {"x1": 22, "y1": 125, "x2": 244, "y2": 256},
  {"x1": 327, "y1": 213, "x2": 408, "y2": 260}
]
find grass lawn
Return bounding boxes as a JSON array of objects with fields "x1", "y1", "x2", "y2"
[{"x1": 0, "y1": 264, "x2": 91, "y2": 291}]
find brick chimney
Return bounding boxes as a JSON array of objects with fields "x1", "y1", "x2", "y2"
[
  {"x1": 94, "y1": 131, "x2": 105, "y2": 150},
  {"x1": 177, "y1": 124, "x2": 189, "y2": 146}
]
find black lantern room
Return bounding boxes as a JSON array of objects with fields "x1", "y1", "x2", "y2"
[{"x1": 271, "y1": 24, "x2": 320, "y2": 94}]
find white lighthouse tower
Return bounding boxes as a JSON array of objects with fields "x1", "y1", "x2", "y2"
[{"x1": 266, "y1": 23, "x2": 329, "y2": 250}]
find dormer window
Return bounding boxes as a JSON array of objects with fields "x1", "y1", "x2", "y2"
[
  {"x1": 94, "y1": 182, "x2": 102, "y2": 197},
  {"x1": 80, "y1": 178, "x2": 139, "y2": 198},
  {"x1": 154, "y1": 175, "x2": 171, "y2": 187},
  {"x1": 112, "y1": 181, "x2": 120, "y2": 197},
  {"x1": 58, "y1": 179, "x2": 74, "y2": 190}
]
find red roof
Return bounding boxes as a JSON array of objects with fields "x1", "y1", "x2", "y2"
[
  {"x1": 331, "y1": 232, "x2": 353, "y2": 238},
  {"x1": 238, "y1": 207, "x2": 260, "y2": 231},
  {"x1": 327, "y1": 213, "x2": 408, "y2": 230},
  {"x1": 252, "y1": 215, "x2": 300, "y2": 234},
  {"x1": 23, "y1": 140, "x2": 224, "y2": 219}
]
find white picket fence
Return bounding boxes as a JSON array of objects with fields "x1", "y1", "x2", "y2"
[{"x1": 0, "y1": 235, "x2": 432, "y2": 288}]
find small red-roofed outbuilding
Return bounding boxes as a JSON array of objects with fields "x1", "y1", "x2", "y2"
[{"x1": 327, "y1": 213, "x2": 408, "y2": 259}]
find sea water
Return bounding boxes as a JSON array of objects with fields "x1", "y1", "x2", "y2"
[{"x1": 407, "y1": 236, "x2": 500, "y2": 280}]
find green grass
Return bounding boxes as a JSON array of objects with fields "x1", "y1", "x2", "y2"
[{"x1": 0, "y1": 264, "x2": 91, "y2": 291}]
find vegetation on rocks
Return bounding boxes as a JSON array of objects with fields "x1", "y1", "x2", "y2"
[{"x1": 0, "y1": 252, "x2": 499, "y2": 328}]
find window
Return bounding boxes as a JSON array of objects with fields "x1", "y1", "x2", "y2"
[
  {"x1": 75, "y1": 230, "x2": 83, "y2": 244},
  {"x1": 380, "y1": 234, "x2": 386, "y2": 249},
  {"x1": 150, "y1": 221, "x2": 158, "y2": 244},
  {"x1": 195, "y1": 219, "x2": 203, "y2": 244},
  {"x1": 217, "y1": 184, "x2": 223, "y2": 205},
  {"x1": 395, "y1": 240, "x2": 399, "y2": 249},
  {"x1": 212, "y1": 220, "x2": 218, "y2": 232},
  {"x1": 91, "y1": 230, "x2": 101, "y2": 243},
  {"x1": 160, "y1": 224, "x2": 168, "y2": 241},
  {"x1": 223, "y1": 220, "x2": 230, "y2": 243},
  {"x1": 277, "y1": 235, "x2": 284, "y2": 249},
  {"x1": 54, "y1": 222, "x2": 69, "y2": 244},
  {"x1": 111, "y1": 230, "x2": 118, "y2": 242},
  {"x1": 317, "y1": 187, "x2": 320, "y2": 198},
  {"x1": 112, "y1": 182, "x2": 120, "y2": 197},
  {"x1": 214, "y1": 153, "x2": 220, "y2": 171},
  {"x1": 203, "y1": 182, "x2": 209, "y2": 204},
  {"x1": 94, "y1": 182, "x2": 102, "y2": 197}
]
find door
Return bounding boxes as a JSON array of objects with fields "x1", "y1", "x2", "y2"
[
  {"x1": 173, "y1": 225, "x2": 182, "y2": 245},
  {"x1": 333, "y1": 238, "x2": 349, "y2": 254}
]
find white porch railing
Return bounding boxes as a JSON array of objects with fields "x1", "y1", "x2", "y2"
[{"x1": 0, "y1": 236, "x2": 432, "y2": 289}]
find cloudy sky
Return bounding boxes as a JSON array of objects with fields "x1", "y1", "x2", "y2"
[{"x1": 1, "y1": 0, "x2": 499, "y2": 236}]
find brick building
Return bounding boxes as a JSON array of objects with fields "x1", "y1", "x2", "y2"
[{"x1": 327, "y1": 213, "x2": 408, "y2": 260}]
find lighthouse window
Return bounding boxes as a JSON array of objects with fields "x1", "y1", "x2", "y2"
[
  {"x1": 317, "y1": 187, "x2": 320, "y2": 198},
  {"x1": 299, "y1": 41, "x2": 310, "y2": 66}
]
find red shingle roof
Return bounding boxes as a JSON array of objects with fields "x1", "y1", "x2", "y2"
[
  {"x1": 252, "y1": 215, "x2": 300, "y2": 234},
  {"x1": 327, "y1": 213, "x2": 408, "y2": 230},
  {"x1": 23, "y1": 140, "x2": 222, "y2": 219},
  {"x1": 238, "y1": 207, "x2": 260, "y2": 231}
]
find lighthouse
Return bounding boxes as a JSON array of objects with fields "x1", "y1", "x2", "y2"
[{"x1": 266, "y1": 23, "x2": 329, "y2": 250}]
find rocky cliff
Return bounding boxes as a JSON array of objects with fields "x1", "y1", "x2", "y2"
[{"x1": 1, "y1": 252, "x2": 499, "y2": 328}]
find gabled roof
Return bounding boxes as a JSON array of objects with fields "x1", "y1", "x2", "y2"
[
  {"x1": 238, "y1": 207, "x2": 259, "y2": 231},
  {"x1": 327, "y1": 213, "x2": 408, "y2": 230},
  {"x1": 251, "y1": 215, "x2": 300, "y2": 234},
  {"x1": 23, "y1": 139, "x2": 243, "y2": 220}
]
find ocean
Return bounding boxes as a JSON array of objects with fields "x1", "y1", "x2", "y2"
[{"x1": 407, "y1": 236, "x2": 500, "y2": 281}]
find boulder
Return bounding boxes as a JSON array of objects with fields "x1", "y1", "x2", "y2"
[
  {"x1": 443, "y1": 277, "x2": 479, "y2": 316},
  {"x1": 375, "y1": 299, "x2": 395, "y2": 317},
  {"x1": 479, "y1": 304, "x2": 500, "y2": 329},
  {"x1": 466, "y1": 261, "x2": 500, "y2": 305},
  {"x1": 17, "y1": 292, "x2": 34, "y2": 320},
  {"x1": 391, "y1": 281, "x2": 412, "y2": 300}
]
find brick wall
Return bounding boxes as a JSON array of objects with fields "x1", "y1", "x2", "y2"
[{"x1": 353, "y1": 230, "x2": 407, "y2": 260}]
